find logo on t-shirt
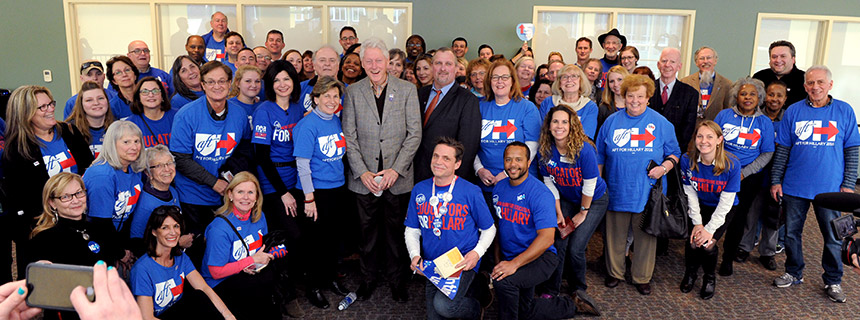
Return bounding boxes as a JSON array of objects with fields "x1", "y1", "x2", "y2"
[
  {"x1": 43, "y1": 151, "x2": 76, "y2": 176},
  {"x1": 195, "y1": 133, "x2": 237, "y2": 157},
  {"x1": 254, "y1": 125, "x2": 267, "y2": 139},
  {"x1": 612, "y1": 124, "x2": 656, "y2": 147},
  {"x1": 415, "y1": 193, "x2": 426, "y2": 205},
  {"x1": 722, "y1": 123, "x2": 761, "y2": 146},
  {"x1": 318, "y1": 133, "x2": 346, "y2": 158},
  {"x1": 231, "y1": 230, "x2": 264, "y2": 260},
  {"x1": 114, "y1": 184, "x2": 142, "y2": 220},
  {"x1": 481, "y1": 119, "x2": 517, "y2": 140},
  {"x1": 153, "y1": 272, "x2": 185, "y2": 308},
  {"x1": 272, "y1": 121, "x2": 295, "y2": 142},
  {"x1": 795, "y1": 120, "x2": 838, "y2": 142}
]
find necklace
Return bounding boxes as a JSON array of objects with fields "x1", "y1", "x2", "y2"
[
  {"x1": 75, "y1": 228, "x2": 90, "y2": 241},
  {"x1": 430, "y1": 176, "x2": 457, "y2": 238}
]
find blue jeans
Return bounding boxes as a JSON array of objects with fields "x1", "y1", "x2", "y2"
[
  {"x1": 548, "y1": 193, "x2": 609, "y2": 293},
  {"x1": 783, "y1": 194, "x2": 843, "y2": 285},
  {"x1": 425, "y1": 269, "x2": 480, "y2": 320}
]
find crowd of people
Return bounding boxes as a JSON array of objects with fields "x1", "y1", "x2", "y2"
[{"x1": 0, "y1": 10, "x2": 859, "y2": 319}]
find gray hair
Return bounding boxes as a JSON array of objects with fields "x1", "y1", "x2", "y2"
[
  {"x1": 360, "y1": 37, "x2": 389, "y2": 60},
  {"x1": 144, "y1": 144, "x2": 174, "y2": 176},
  {"x1": 95, "y1": 120, "x2": 146, "y2": 173},
  {"x1": 694, "y1": 46, "x2": 718, "y2": 61},
  {"x1": 728, "y1": 76, "x2": 766, "y2": 108},
  {"x1": 805, "y1": 65, "x2": 832, "y2": 82}
]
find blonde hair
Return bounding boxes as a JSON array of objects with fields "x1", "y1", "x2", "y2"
[
  {"x1": 601, "y1": 65, "x2": 630, "y2": 110},
  {"x1": 66, "y1": 81, "x2": 116, "y2": 143},
  {"x1": 5, "y1": 85, "x2": 59, "y2": 161},
  {"x1": 687, "y1": 120, "x2": 734, "y2": 176},
  {"x1": 551, "y1": 64, "x2": 591, "y2": 98},
  {"x1": 31, "y1": 173, "x2": 86, "y2": 239},
  {"x1": 228, "y1": 65, "x2": 263, "y2": 99},
  {"x1": 216, "y1": 171, "x2": 264, "y2": 223}
]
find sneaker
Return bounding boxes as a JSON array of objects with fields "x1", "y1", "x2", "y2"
[
  {"x1": 825, "y1": 284, "x2": 847, "y2": 303},
  {"x1": 773, "y1": 273, "x2": 803, "y2": 288},
  {"x1": 775, "y1": 244, "x2": 785, "y2": 254}
]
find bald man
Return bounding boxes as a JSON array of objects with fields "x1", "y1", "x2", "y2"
[
  {"x1": 185, "y1": 35, "x2": 206, "y2": 64},
  {"x1": 201, "y1": 11, "x2": 230, "y2": 62},
  {"x1": 128, "y1": 40, "x2": 173, "y2": 95}
]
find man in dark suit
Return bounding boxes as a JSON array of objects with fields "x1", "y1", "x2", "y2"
[
  {"x1": 649, "y1": 47, "x2": 698, "y2": 151},
  {"x1": 415, "y1": 48, "x2": 481, "y2": 183},
  {"x1": 342, "y1": 37, "x2": 422, "y2": 303}
]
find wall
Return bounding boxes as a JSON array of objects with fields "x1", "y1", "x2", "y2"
[{"x1": 2, "y1": 0, "x2": 860, "y2": 118}]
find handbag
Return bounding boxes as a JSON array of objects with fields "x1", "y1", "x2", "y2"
[{"x1": 641, "y1": 158, "x2": 689, "y2": 239}]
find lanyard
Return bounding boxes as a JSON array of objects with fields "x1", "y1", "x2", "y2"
[{"x1": 430, "y1": 176, "x2": 457, "y2": 237}]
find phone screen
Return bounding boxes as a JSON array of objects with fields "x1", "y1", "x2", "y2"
[{"x1": 26, "y1": 263, "x2": 95, "y2": 311}]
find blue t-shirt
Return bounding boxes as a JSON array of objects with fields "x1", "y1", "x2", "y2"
[
  {"x1": 478, "y1": 98, "x2": 541, "y2": 192},
  {"x1": 201, "y1": 30, "x2": 226, "y2": 62},
  {"x1": 82, "y1": 162, "x2": 143, "y2": 230},
  {"x1": 169, "y1": 98, "x2": 251, "y2": 205},
  {"x1": 596, "y1": 108, "x2": 681, "y2": 212},
  {"x1": 293, "y1": 111, "x2": 346, "y2": 190},
  {"x1": 537, "y1": 143, "x2": 606, "y2": 203},
  {"x1": 64, "y1": 89, "x2": 118, "y2": 119},
  {"x1": 139, "y1": 67, "x2": 174, "y2": 96},
  {"x1": 127, "y1": 109, "x2": 177, "y2": 148},
  {"x1": 492, "y1": 176, "x2": 557, "y2": 260},
  {"x1": 680, "y1": 153, "x2": 741, "y2": 207},
  {"x1": 170, "y1": 91, "x2": 204, "y2": 111},
  {"x1": 299, "y1": 79, "x2": 315, "y2": 113},
  {"x1": 404, "y1": 177, "x2": 495, "y2": 268},
  {"x1": 38, "y1": 133, "x2": 79, "y2": 176},
  {"x1": 776, "y1": 98, "x2": 860, "y2": 199},
  {"x1": 538, "y1": 98, "x2": 599, "y2": 139},
  {"x1": 714, "y1": 109, "x2": 775, "y2": 168},
  {"x1": 129, "y1": 186, "x2": 180, "y2": 239},
  {"x1": 89, "y1": 127, "x2": 105, "y2": 158},
  {"x1": 252, "y1": 101, "x2": 303, "y2": 194},
  {"x1": 130, "y1": 253, "x2": 197, "y2": 316},
  {"x1": 201, "y1": 213, "x2": 268, "y2": 288},
  {"x1": 227, "y1": 97, "x2": 260, "y2": 122},
  {"x1": 109, "y1": 95, "x2": 133, "y2": 119}
]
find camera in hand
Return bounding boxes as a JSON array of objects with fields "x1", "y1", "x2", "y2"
[{"x1": 813, "y1": 192, "x2": 860, "y2": 266}]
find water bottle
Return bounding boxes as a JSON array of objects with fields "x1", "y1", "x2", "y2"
[{"x1": 338, "y1": 292, "x2": 357, "y2": 311}]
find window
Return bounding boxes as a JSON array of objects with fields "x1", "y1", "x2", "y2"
[
  {"x1": 753, "y1": 14, "x2": 860, "y2": 120},
  {"x1": 533, "y1": 7, "x2": 695, "y2": 75},
  {"x1": 63, "y1": 1, "x2": 411, "y2": 93}
]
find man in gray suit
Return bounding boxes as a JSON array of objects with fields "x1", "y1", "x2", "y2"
[{"x1": 342, "y1": 37, "x2": 422, "y2": 302}]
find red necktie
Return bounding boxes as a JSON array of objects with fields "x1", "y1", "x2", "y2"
[
  {"x1": 661, "y1": 85, "x2": 669, "y2": 104},
  {"x1": 424, "y1": 89, "x2": 442, "y2": 126}
]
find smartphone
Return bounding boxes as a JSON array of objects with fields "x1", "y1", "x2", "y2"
[{"x1": 26, "y1": 263, "x2": 95, "y2": 311}]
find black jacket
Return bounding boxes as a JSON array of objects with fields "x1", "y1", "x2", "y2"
[
  {"x1": 415, "y1": 85, "x2": 482, "y2": 183},
  {"x1": 3, "y1": 123, "x2": 94, "y2": 237},
  {"x1": 649, "y1": 79, "x2": 699, "y2": 151},
  {"x1": 26, "y1": 216, "x2": 123, "y2": 267}
]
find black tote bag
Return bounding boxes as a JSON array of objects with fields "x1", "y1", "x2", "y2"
[{"x1": 641, "y1": 159, "x2": 689, "y2": 239}]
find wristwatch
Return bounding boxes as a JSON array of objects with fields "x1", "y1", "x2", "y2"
[{"x1": 580, "y1": 206, "x2": 590, "y2": 211}]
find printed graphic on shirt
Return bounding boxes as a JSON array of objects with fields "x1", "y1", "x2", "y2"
[
  {"x1": 114, "y1": 184, "x2": 142, "y2": 220},
  {"x1": 195, "y1": 133, "x2": 237, "y2": 158},
  {"x1": 231, "y1": 230, "x2": 264, "y2": 260},
  {"x1": 318, "y1": 133, "x2": 346, "y2": 158},
  {"x1": 683, "y1": 170, "x2": 729, "y2": 193},
  {"x1": 43, "y1": 151, "x2": 76, "y2": 176},
  {"x1": 254, "y1": 125, "x2": 267, "y2": 139},
  {"x1": 795, "y1": 120, "x2": 839, "y2": 145},
  {"x1": 271, "y1": 121, "x2": 295, "y2": 142},
  {"x1": 722, "y1": 123, "x2": 761, "y2": 147},
  {"x1": 545, "y1": 165, "x2": 583, "y2": 187},
  {"x1": 413, "y1": 193, "x2": 471, "y2": 231},
  {"x1": 493, "y1": 196, "x2": 532, "y2": 225},
  {"x1": 611, "y1": 123, "x2": 656, "y2": 149},
  {"x1": 481, "y1": 119, "x2": 517, "y2": 140},
  {"x1": 153, "y1": 272, "x2": 185, "y2": 308},
  {"x1": 205, "y1": 49, "x2": 224, "y2": 62}
]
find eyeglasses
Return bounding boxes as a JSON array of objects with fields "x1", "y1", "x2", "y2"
[
  {"x1": 621, "y1": 56, "x2": 636, "y2": 61},
  {"x1": 148, "y1": 161, "x2": 175, "y2": 170},
  {"x1": 53, "y1": 190, "x2": 86, "y2": 203},
  {"x1": 470, "y1": 71, "x2": 486, "y2": 78},
  {"x1": 113, "y1": 68, "x2": 133, "y2": 76},
  {"x1": 140, "y1": 88, "x2": 161, "y2": 96},
  {"x1": 38, "y1": 100, "x2": 57, "y2": 112},
  {"x1": 560, "y1": 74, "x2": 579, "y2": 81},
  {"x1": 256, "y1": 55, "x2": 273, "y2": 61},
  {"x1": 340, "y1": 36, "x2": 357, "y2": 41},
  {"x1": 406, "y1": 43, "x2": 422, "y2": 48},
  {"x1": 129, "y1": 48, "x2": 151, "y2": 55},
  {"x1": 203, "y1": 79, "x2": 230, "y2": 86},
  {"x1": 491, "y1": 74, "x2": 512, "y2": 82}
]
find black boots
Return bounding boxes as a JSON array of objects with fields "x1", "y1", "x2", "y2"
[
  {"x1": 700, "y1": 274, "x2": 716, "y2": 300},
  {"x1": 680, "y1": 271, "x2": 696, "y2": 293}
]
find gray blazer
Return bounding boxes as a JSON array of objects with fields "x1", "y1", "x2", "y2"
[{"x1": 342, "y1": 77, "x2": 422, "y2": 195}]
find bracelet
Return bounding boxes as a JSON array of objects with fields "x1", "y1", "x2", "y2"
[
  {"x1": 304, "y1": 198, "x2": 315, "y2": 203},
  {"x1": 660, "y1": 165, "x2": 668, "y2": 175}
]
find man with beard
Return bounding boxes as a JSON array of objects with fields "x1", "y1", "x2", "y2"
[
  {"x1": 681, "y1": 46, "x2": 733, "y2": 121},
  {"x1": 491, "y1": 142, "x2": 600, "y2": 319}
]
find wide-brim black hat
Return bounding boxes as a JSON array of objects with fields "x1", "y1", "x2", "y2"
[{"x1": 598, "y1": 28, "x2": 627, "y2": 48}]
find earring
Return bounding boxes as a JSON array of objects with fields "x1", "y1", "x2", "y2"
[{"x1": 50, "y1": 207, "x2": 58, "y2": 223}]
